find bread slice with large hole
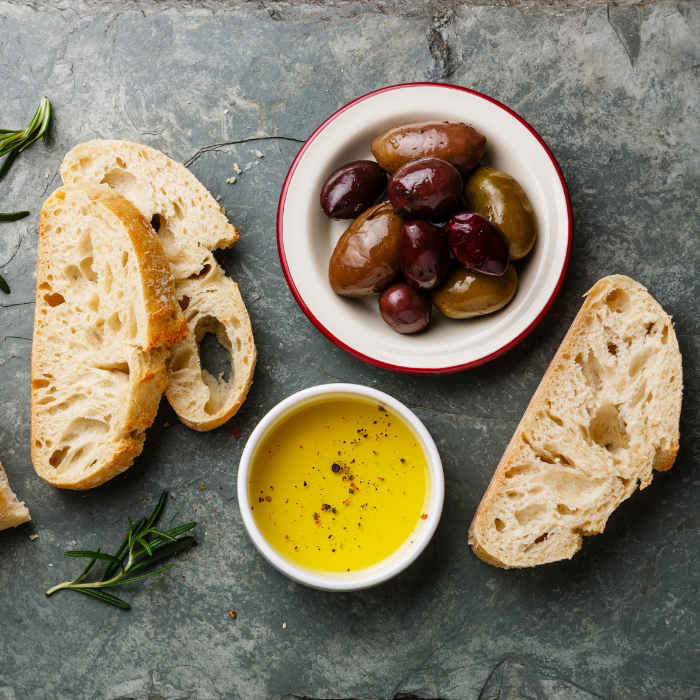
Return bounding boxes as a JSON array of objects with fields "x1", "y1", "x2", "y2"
[
  {"x1": 61, "y1": 140, "x2": 256, "y2": 431},
  {"x1": 469, "y1": 275, "x2": 682, "y2": 568},
  {"x1": 31, "y1": 183, "x2": 188, "y2": 489},
  {"x1": 0, "y1": 462, "x2": 31, "y2": 531}
]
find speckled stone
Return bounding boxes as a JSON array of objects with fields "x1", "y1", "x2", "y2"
[{"x1": 1, "y1": 2, "x2": 699, "y2": 699}]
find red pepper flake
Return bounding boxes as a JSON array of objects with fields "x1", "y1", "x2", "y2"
[
  {"x1": 265, "y1": 496, "x2": 271, "y2": 502},
  {"x1": 351, "y1": 483, "x2": 357, "y2": 489},
  {"x1": 377, "y1": 476, "x2": 384, "y2": 481},
  {"x1": 285, "y1": 535, "x2": 289, "y2": 539},
  {"x1": 194, "y1": 509, "x2": 197, "y2": 512},
  {"x1": 229, "y1": 428, "x2": 242, "y2": 438},
  {"x1": 342, "y1": 499, "x2": 349, "y2": 505},
  {"x1": 315, "y1": 520, "x2": 321, "y2": 525},
  {"x1": 228, "y1": 610, "x2": 237, "y2": 619},
  {"x1": 421, "y1": 513, "x2": 428, "y2": 520}
]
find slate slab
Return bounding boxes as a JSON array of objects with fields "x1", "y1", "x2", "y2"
[{"x1": 1, "y1": 2, "x2": 699, "y2": 699}]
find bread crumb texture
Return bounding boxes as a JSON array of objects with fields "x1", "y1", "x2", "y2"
[
  {"x1": 0, "y1": 462, "x2": 31, "y2": 531},
  {"x1": 469, "y1": 275, "x2": 682, "y2": 568},
  {"x1": 31, "y1": 183, "x2": 187, "y2": 489},
  {"x1": 61, "y1": 141, "x2": 256, "y2": 432}
]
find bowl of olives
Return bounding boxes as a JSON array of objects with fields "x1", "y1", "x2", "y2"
[{"x1": 277, "y1": 83, "x2": 572, "y2": 373}]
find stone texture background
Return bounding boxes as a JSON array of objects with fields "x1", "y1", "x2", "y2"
[{"x1": 1, "y1": 2, "x2": 699, "y2": 699}]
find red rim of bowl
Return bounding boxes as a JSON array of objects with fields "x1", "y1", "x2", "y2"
[{"x1": 276, "y1": 82, "x2": 573, "y2": 375}]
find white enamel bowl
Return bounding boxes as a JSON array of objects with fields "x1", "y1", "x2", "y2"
[
  {"x1": 277, "y1": 82, "x2": 572, "y2": 374},
  {"x1": 237, "y1": 384, "x2": 444, "y2": 591}
]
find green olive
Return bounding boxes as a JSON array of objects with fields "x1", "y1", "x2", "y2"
[
  {"x1": 432, "y1": 264, "x2": 518, "y2": 319},
  {"x1": 464, "y1": 166, "x2": 536, "y2": 261}
]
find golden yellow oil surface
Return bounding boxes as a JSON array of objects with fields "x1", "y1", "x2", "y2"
[{"x1": 248, "y1": 398, "x2": 429, "y2": 573}]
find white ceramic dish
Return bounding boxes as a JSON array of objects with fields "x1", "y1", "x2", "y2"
[
  {"x1": 237, "y1": 383, "x2": 444, "y2": 591},
  {"x1": 277, "y1": 82, "x2": 572, "y2": 374}
]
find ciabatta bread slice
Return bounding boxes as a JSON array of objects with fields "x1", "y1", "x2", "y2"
[
  {"x1": 0, "y1": 462, "x2": 31, "y2": 531},
  {"x1": 61, "y1": 140, "x2": 256, "y2": 431},
  {"x1": 32, "y1": 183, "x2": 188, "y2": 490},
  {"x1": 469, "y1": 275, "x2": 682, "y2": 568}
]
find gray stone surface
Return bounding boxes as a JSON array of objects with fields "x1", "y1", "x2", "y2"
[{"x1": 1, "y1": 2, "x2": 699, "y2": 699}]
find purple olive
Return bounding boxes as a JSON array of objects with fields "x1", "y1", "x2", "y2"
[
  {"x1": 388, "y1": 157, "x2": 462, "y2": 219},
  {"x1": 447, "y1": 212, "x2": 510, "y2": 276},
  {"x1": 399, "y1": 221, "x2": 450, "y2": 291},
  {"x1": 320, "y1": 160, "x2": 387, "y2": 219},
  {"x1": 379, "y1": 282, "x2": 432, "y2": 334}
]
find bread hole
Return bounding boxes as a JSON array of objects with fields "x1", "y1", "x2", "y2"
[
  {"x1": 172, "y1": 201, "x2": 184, "y2": 220},
  {"x1": 80, "y1": 256, "x2": 97, "y2": 283},
  {"x1": 545, "y1": 410, "x2": 563, "y2": 427},
  {"x1": 607, "y1": 342, "x2": 618, "y2": 356},
  {"x1": 589, "y1": 402, "x2": 629, "y2": 453},
  {"x1": 523, "y1": 532, "x2": 549, "y2": 552},
  {"x1": 604, "y1": 288, "x2": 630, "y2": 314},
  {"x1": 645, "y1": 322, "x2": 654, "y2": 336},
  {"x1": 629, "y1": 348, "x2": 652, "y2": 378},
  {"x1": 63, "y1": 264, "x2": 85, "y2": 290},
  {"x1": 94, "y1": 361, "x2": 129, "y2": 376},
  {"x1": 179, "y1": 295, "x2": 190, "y2": 311},
  {"x1": 188, "y1": 264, "x2": 211, "y2": 280},
  {"x1": 575, "y1": 349, "x2": 603, "y2": 392},
  {"x1": 193, "y1": 316, "x2": 234, "y2": 415},
  {"x1": 55, "y1": 190, "x2": 66, "y2": 200},
  {"x1": 49, "y1": 446, "x2": 69, "y2": 468},
  {"x1": 121, "y1": 250, "x2": 129, "y2": 267},
  {"x1": 108, "y1": 313, "x2": 122, "y2": 333},
  {"x1": 494, "y1": 518, "x2": 506, "y2": 532},
  {"x1": 101, "y1": 168, "x2": 139, "y2": 201},
  {"x1": 38, "y1": 281, "x2": 51, "y2": 291},
  {"x1": 88, "y1": 293, "x2": 100, "y2": 313},
  {"x1": 505, "y1": 491, "x2": 523, "y2": 499},
  {"x1": 661, "y1": 325, "x2": 669, "y2": 345},
  {"x1": 34, "y1": 440, "x2": 42, "y2": 448},
  {"x1": 514, "y1": 503, "x2": 546, "y2": 526},
  {"x1": 617, "y1": 476, "x2": 631, "y2": 487},
  {"x1": 104, "y1": 262, "x2": 113, "y2": 294},
  {"x1": 504, "y1": 464, "x2": 530, "y2": 479},
  {"x1": 44, "y1": 292, "x2": 65, "y2": 307},
  {"x1": 128, "y1": 306, "x2": 138, "y2": 340},
  {"x1": 557, "y1": 504, "x2": 577, "y2": 515},
  {"x1": 150, "y1": 214, "x2": 162, "y2": 233},
  {"x1": 33, "y1": 378, "x2": 51, "y2": 389}
]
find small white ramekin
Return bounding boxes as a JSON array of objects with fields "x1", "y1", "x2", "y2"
[{"x1": 237, "y1": 383, "x2": 444, "y2": 591}]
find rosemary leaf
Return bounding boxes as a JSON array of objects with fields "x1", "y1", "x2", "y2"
[
  {"x1": 130, "y1": 537, "x2": 195, "y2": 573},
  {"x1": 101, "y1": 517, "x2": 145, "y2": 582},
  {"x1": 73, "y1": 587, "x2": 131, "y2": 610},
  {"x1": 64, "y1": 550, "x2": 125, "y2": 570},
  {"x1": 0, "y1": 211, "x2": 29, "y2": 222},
  {"x1": 71, "y1": 548, "x2": 101, "y2": 585},
  {"x1": 134, "y1": 535, "x2": 153, "y2": 556},
  {"x1": 0, "y1": 274, "x2": 9, "y2": 295},
  {"x1": 145, "y1": 490, "x2": 167, "y2": 529},
  {"x1": 103, "y1": 563, "x2": 176, "y2": 587},
  {"x1": 0, "y1": 148, "x2": 19, "y2": 183}
]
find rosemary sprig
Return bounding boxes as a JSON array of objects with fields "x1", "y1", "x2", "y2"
[
  {"x1": 45, "y1": 491, "x2": 197, "y2": 610},
  {"x1": 0, "y1": 97, "x2": 52, "y2": 295}
]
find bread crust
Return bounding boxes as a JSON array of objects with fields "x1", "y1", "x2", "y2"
[
  {"x1": 61, "y1": 141, "x2": 256, "y2": 431},
  {"x1": 31, "y1": 184, "x2": 186, "y2": 489},
  {"x1": 468, "y1": 275, "x2": 682, "y2": 568}
]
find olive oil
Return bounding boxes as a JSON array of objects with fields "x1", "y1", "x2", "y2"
[{"x1": 248, "y1": 398, "x2": 429, "y2": 573}]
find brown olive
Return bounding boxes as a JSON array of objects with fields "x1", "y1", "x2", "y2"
[
  {"x1": 371, "y1": 121, "x2": 487, "y2": 176},
  {"x1": 399, "y1": 221, "x2": 449, "y2": 291},
  {"x1": 379, "y1": 282, "x2": 432, "y2": 334},
  {"x1": 320, "y1": 160, "x2": 387, "y2": 219},
  {"x1": 464, "y1": 166, "x2": 537, "y2": 260},
  {"x1": 388, "y1": 158, "x2": 462, "y2": 219},
  {"x1": 432, "y1": 264, "x2": 518, "y2": 319},
  {"x1": 328, "y1": 201, "x2": 405, "y2": 297}
]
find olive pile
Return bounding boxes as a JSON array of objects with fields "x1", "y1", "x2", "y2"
[{"x1": 322, "y1": 121, "x2": 537, "y2": 334}]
